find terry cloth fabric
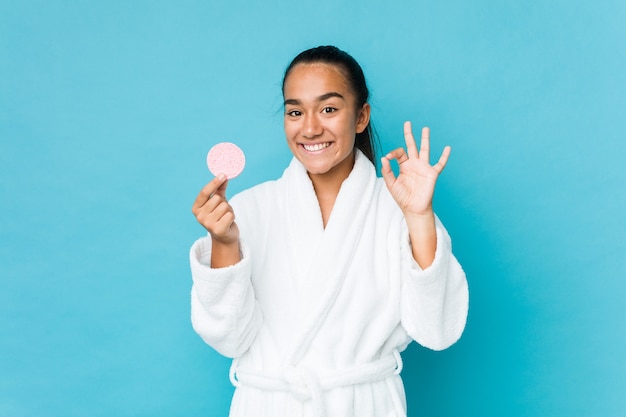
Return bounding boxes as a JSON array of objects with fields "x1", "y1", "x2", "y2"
[{"x1": 190, "y1": 150, "x2": 469, "y2": 417}]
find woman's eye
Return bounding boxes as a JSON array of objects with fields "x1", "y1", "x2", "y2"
[
  {"x1": 286, "y1": 110, "x2": 301, "y2": 117},
  {"x1": 322, "y1": 107, "x2": 337, "y2": 114}
]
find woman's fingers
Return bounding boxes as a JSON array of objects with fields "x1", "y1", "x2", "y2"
[
  {"x1": 194, "y1": 192, "x2": 236, "y2": 235},
  {"x1": 384, "y1": 147, "x2": 409, "y2": 164},
  {"x1": 403, "y1": 122, "x2": 434, "y2": 163},
  {"x1": 214, "y1": 176, "x2": 229, "y2": 198},
  {"x1": 434, "y1": 146, "x2": 452, "y2": 174},
  {"x1": 419, "y1": 126, "x2": 430, "y2": 164},
  {"x1": 192, "y1": 174, "x2": 227, "y2": 214},
  {"x1": 404, "y1": 121, "x2": 419, "y2": 159},
  {"x1": 401, "y1": 123, "x2": 448, "y2": 169},
  {"x1": 190, "y1": 174, "x2": 239, "y2": 245},
  {"x1": 384, "y1": 123, "x2": 452, "y2": 179},
  {"x1": 205, "y1": 199, "x2": 235, "y2": 234},
  {"x1": 380, "y1": 155, "x2": 396, "y2": 190}
]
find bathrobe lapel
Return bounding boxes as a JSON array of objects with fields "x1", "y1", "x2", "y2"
[{"x1": 282, "y1": 151, "x2": 378, "y2": 365}]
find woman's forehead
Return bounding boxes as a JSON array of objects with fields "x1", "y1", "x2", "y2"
[{"x1": 283, "y1": 63, "x2": 352, "y2": 99}]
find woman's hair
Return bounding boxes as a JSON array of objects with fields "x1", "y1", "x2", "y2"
[{"x1": 282, "y1": 45, "x2": 378, "y2": 164}]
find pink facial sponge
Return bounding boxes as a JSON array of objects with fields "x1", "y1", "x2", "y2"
[{"x1": 206, "y1": 142, "x2": 246, "y2": 179}]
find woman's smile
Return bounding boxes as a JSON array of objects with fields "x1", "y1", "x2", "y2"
[{"x1": 301, "y1": 142, "x2": 332, "y2": 152}]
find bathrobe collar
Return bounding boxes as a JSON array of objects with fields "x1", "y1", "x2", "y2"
[{"x1": 282, "y1": 149, "x2": 378, "y2": 365}]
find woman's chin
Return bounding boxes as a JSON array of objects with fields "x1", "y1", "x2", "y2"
[{"x1": 303, "y1": 163, "x2": 331, "y2": 176}]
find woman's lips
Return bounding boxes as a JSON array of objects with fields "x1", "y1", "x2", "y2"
[{"x1": 302, "y1": 142, "x2": 331, "y2": 152}]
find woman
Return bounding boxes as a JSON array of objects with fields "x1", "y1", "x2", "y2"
[{"x1": 190, "y1": 45, "x2": 468, "y2": 417}]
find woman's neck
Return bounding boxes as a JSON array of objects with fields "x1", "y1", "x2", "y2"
[{"x1": 308, "y1": 152, "x2": 355, "y2": 228}]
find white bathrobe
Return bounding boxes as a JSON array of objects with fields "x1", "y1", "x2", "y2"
[{"x1": 190, "y1": 150, "x2": 469, "y2": 417}]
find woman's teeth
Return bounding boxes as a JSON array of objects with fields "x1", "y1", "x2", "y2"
[{"x1": 303, "y1": 142, "x2": 330, "y2": 152}]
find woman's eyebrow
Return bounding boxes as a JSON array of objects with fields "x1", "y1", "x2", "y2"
[
  {"x1": 284, "y1": 92, "x2": 345, "y2": 106},
  {"x1": 317, "y1": 92, "x2": 344, "y2": 101}
]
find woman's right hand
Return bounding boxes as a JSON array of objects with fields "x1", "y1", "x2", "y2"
[{"x1": 192, "y1": 174, "x2": 240, "y2": 245}]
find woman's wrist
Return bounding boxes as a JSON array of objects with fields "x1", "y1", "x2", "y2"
[
  {"x1": 210, "y1": 238, "x2": 241, "y2": 268},
  {"x1": 403, "y1": 209, "x2": 435, "y2": 227},
  {"x1": 404, "y1": 210, "x2": 437, "y2": 269}
]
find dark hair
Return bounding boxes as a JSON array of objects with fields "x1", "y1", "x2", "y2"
[{"x1": 282, "y1": 45, "x2": 378, "y2": 164}]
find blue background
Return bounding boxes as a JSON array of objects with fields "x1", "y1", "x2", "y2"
[{"x1": 2, "y1": 1, "x2": 625, "y2": 416}]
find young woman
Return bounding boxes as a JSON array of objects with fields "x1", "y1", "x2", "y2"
[{"x1": 190, "y1": 45, "x2": 468, "y2": 417}]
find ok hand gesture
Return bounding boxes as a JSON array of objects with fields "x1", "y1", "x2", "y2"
[{"x1": 381, "y1": 121, "x2": 450, "y2": 217}]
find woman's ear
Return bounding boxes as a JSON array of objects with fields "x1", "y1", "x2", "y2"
[{"x1": 355, "y1": 103, "x2": 371, "y2": 134}]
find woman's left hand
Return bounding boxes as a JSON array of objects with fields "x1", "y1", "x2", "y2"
[{"x1": 381, "y1": 121, "x2": 451, "y2": 217}]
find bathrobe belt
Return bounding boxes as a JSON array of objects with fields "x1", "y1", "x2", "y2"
[{"x1": 229, "y1": 349, "x2": 404, "y2": 417}]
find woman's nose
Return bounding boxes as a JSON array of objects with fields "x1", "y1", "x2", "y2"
[{"x1": 302, "y1": 114, "x2": 322, "y2": 138}]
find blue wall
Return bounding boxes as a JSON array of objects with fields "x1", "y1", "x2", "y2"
[{"x1": 2, "y1": 1, "x2": 625, "y2": 416}]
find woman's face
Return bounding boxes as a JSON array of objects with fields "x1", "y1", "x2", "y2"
[{"x1": 283, "y1": 63, "x2": 370, "y2": 181}]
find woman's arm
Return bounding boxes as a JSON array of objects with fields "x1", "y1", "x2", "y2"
[
  {"x1": 190, "y1": 238, "x2": 262, "y2": 358},
  {"x1": 380, "y1": 121, "x2": 450, "y2": 268},
  {"x1": 399, "y1": 217, "x2": 469, "y2": 350},
  {"x1": 191, "y1": 174, "x2": 241, "y2": 267},
  {"x1": 404, "y1": 211, "x2": 437, "y2": 268},
  {"x1": 190, "y1": 179, "x2": 262, "y2": 357}
]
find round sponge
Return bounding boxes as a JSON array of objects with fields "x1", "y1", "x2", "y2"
[{"x1": 206, "y1": 142, "x2": 245, "y2": 179}]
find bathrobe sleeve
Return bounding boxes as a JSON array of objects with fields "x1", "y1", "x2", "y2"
[
  {"x1": 399, "y1": 215, "x2": 469, "y2": 351},
  {"x1": 190, "y1": 236, "x2": 263, "y2": 358}
]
